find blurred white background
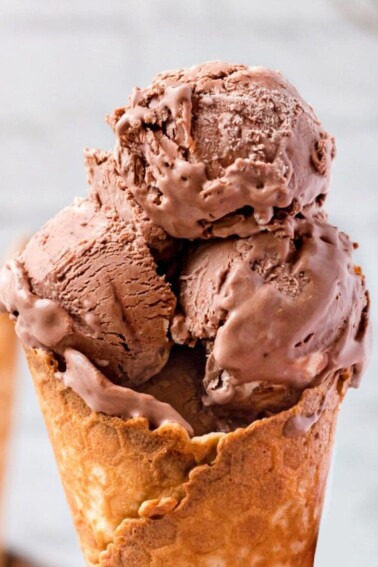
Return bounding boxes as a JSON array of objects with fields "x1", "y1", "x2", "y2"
[{"x1": 0, "y1": 1, "x2": 377, "y2": 566}]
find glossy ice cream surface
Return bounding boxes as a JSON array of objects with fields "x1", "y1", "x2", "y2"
[
  {"x1": 173, "y1": 218, "x2": 369, "y2": 411},
  {"x1": 3, "y1": 198, "x2": 176, "y2": 386},
  {"x1": 0, "y1": 62, "x2": 371, "y2": 436},
  {"x1": 110, "y1": 62, "x2": 335, "y2": 239}
]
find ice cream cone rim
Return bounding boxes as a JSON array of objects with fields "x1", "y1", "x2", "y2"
[
  {"x1": 29, "y1": 346, "x2": 352, "y2": 446},
  {"x1": 29, "y1": 346, "x2": 352, "y2": 522}
]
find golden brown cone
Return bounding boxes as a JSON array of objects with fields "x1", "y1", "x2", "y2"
[
  {"x1": 26, "y1": 348, "x2": 352, "y2": 567},
  {"x1": 0, "y1": 315, "x2": 17, "y2": 494},
  {"x1": 0, "y1": 315, "x2": 17, "y2": 567}
]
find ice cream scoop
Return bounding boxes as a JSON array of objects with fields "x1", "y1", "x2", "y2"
[
  {"x1": 0, "y1": 198, "x2": 176, "y2": 386},
  {"x1": 84, "y1": 148, "x2": 175, "y2": 262},
  {"x1": 109, "y1": 61, "x2": 335, "y2": 239},
  {"x1": 173, "y1": 217, "x2": 369, "y2": 408}
]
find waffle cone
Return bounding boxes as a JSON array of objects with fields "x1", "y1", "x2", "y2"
[
  {"x1": 0, "y1": 315, "x2": 17, "y2": 566},
  {"x1": 0, "y1": 316, "x2": 16, "y2": 489},
  {"x1": 26, "y1": 348, "x2": 351, "y2": 567}
]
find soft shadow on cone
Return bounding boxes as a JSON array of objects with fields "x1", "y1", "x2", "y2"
[{"x1": 26, "y1": 348, "x2": 351, "y2": 567}]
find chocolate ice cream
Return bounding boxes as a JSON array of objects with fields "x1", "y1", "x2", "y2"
[
  {"x1": 1, "y1": 198, "x2": 175, "y2": 386},
  {"x1": 84, "y1": 148, "x2": 174, "y2": 262},
  {"x1": 172, "y1": 218, "x2": 369, "y2": 412},
  {"x1": 109, "y1": 61, "x2": 335, "y2": 239},
  {"x1": 0, "y1": 61, "x2": 370, "y2": 437}
]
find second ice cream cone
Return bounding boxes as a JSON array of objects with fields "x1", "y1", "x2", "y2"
[
  {"x1": 27, "y1": 347, "x2": 351, "y2": 567},
  {"x1": 0, "y1": 316, "x2": 16, "y2": 484},
  {"x1": 0, "y1": 315, "x2": 17, "y2": 566}
]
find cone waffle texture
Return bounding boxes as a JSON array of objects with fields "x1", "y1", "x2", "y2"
[{"x1": 27, "y1": 348, "x2": 351, "y2": 567}]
